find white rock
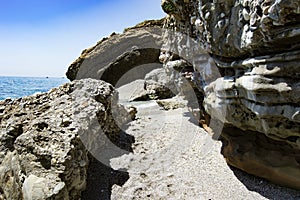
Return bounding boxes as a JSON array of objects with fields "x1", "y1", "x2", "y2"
[
  {"x1": 53, "y1": 182, "x2": 65, "y2": 195},
  {"x1": 242, "y1": 8, "x2": 250, "y2": 21},
  {"x1": 22, "y1": 175, "x2": 48, "y2": 200}
]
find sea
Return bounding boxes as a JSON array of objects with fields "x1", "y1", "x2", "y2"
[{"x1": 0, "y1": 76, "x2": 69, "y2": 101}]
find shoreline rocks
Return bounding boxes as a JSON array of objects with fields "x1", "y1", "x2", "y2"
[
  {"x1": 160, "y1": 0, "x2": 300, "y2": 190},
  {"x1": 1, "y1": 1, "x2": 297, "y2": 198},
  {"x1": 0, "y1": 79, "x2": 132, "y2": 199},
  {"x1": 66, "y1": 19, "x2": 165, "y2": 87},
  {"x1": 65, "y1": 0, "x2": 300, "y2": 189}
]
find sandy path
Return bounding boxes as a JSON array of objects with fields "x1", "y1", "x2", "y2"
[{"x1": 108, "y1": 98, "x2": 300, "y2": 200}]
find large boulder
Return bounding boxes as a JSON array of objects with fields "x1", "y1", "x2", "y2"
[
  {"x1": 0, "y1": 79, "x2": 130, "y2": 199},
  {"x1": 66, "y1": 19, "x2": 165, "y2": 87},
  {"x1": 161, "y1": 0, "x2": 300, "y2": 190},
  {"x1": 143, "y1": 67, "x2": 180, "y2": 100}
]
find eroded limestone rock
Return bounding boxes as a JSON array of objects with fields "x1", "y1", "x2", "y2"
[
  {"x1": 0, "y1": 79, "x2": 131, "y2": 199},
  {"x1": 63, "y1": 0, "x2": 300, "y2": 190},
  {"x1": 161, "y1": 0, "x2": 300, "y2": 190},
  {"x1": 66, "y1": 19, "x2": 165, "y2": 87},
  {"x1": 144, "y1": 68, "x2": 178, "y2": 100}
]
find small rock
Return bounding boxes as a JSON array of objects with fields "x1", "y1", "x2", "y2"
[
  {"x1": 242, "y1": 8, "x2": 250, "y2": 21},
  {"x1": 53, "y1": 182, "x2": 65, "y2": 195}
]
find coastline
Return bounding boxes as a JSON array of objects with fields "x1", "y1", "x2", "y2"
[{"x1": 0, "y1": 76, "x2": 69, "y2": 101}]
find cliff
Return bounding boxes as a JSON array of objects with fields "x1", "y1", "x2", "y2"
[
  {"x1": 66, "y1": 0, "x2": 300, "y2": 190},
  {"x1": 160, "y1": 0, "x2": 300, "y2": 189},
  {"x1": 0, "y1": 1, "x2": 299, "y2": 199}
]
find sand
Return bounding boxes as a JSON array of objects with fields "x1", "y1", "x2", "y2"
[
  {"x1": 108, "y1": 86, "x2": 300, "y2": 199},
  {"x1": 83, "y1": 82, "x2": 300, "y2": 200}
]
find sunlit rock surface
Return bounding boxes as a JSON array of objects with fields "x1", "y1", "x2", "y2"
[
  {"x1": 161, "y1": 0, "x2": 300, "y2": 189},
  {"x1": 64, "y1": 0, "x2": 300, "y2": 190},
  {"x1": 0, "y1": 79, "x2": 130, "y2": 199},
  {"x1": 66, "y1": 19, "x2": 165, "y2": 87}
]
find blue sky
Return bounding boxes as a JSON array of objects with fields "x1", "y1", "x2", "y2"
[{"x1": 0, "y1": 0, "x2": 165, "y2": 77}]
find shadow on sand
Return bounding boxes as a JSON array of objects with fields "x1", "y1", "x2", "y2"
[
  {"x1": 184, "y1": 110, "x2": 300, "y2": 199},
  {"x1": 82, "y1": 130, "x2": 135, "y2": 200},
  {"x1": 230, "y1": 165, "x2": 300, "y2": 200}
]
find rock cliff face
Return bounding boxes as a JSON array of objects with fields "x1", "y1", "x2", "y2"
[
  {"x1": 64, "y1": 0, "x2": 300, "y2": 190},
  {"x1": 161, "y1": 0, "x2": 300, "y2": 189},
  {"x1": 0, "y1": 79, "x2": 131, "y2": 199},
  {"x1": 66, "y1": 19, "x2": 165, "y2": 86},
  {"x1": 1, "y1": 1, "x2": 298, "y2": 198}
]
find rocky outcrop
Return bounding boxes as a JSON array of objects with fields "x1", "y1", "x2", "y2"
[
  {"x1": 161, "y1": 0, "x2": 300, "y2": 57},
  {"x1": 0, "y1": 79, "x2": 131, "y2": 199},
  {"x1": 64, "y1": 0, "x2": 300, "y2": 191},
  {"x1": 161, "y1": 0, "x2": 300, "y2": 190},
  {"x1": 66, "y1": 19, "x2": 165, "y2": 87},
  {"x1": 66, "y1": 18, "x2": 188, "y2": 102},
  {"x1": 128, "y1": 68, "x2": 179, "y2": 101},
  {"x1": 144, "y1": 68, "x2": 178, "y2": 100}
]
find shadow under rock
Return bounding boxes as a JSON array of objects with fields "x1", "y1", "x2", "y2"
[
  {"x1": 82, "y1": 130, "x2": 135, "y2": 200},
  {"x1": 229, "y1": 165, "x2": 300, "y2": 200},
  {"x1": 184, "y1": 109, "x2": 300, "y2": 199},
  {"x1": 182, "y1": 109, "x2": 197, "y2": 122},
  {"x1": 183, "y1": 110, "x2": 222, "y2": 140}
]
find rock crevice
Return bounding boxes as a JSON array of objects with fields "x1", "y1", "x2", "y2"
[
  {"x1": 160, "y1": 0, "x2": 300, "y2": 190},
  {"x1": 0, "y1": 79, "x2": 132, "y2": 199}
]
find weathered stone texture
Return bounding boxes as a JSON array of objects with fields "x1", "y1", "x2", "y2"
[
  {"x1": 161, "y1": 0, "x2": 300, "y2": 190},
  {"x1": 0, "y1": 79, "x2": 130, "y2": 199},
  {"x1": 66, "y1": 19, "x2": 165, "y2": 87}
]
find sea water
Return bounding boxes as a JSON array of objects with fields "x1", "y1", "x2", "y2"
[{"x1": 0, "y1": 76, "x2": 69, "y2": 100}]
